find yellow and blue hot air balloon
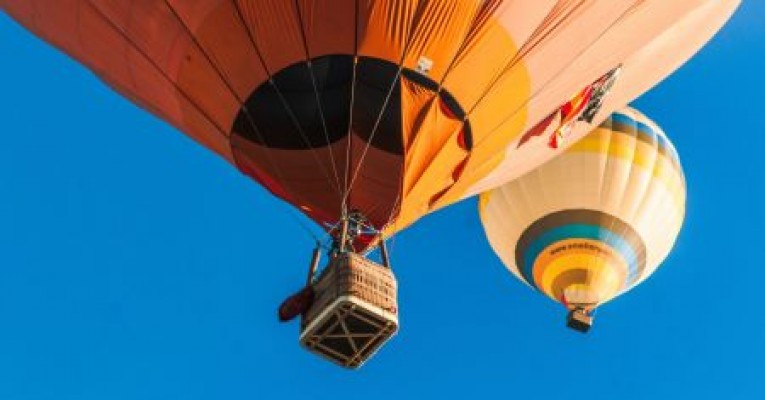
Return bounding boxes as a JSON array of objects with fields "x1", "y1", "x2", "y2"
[{"x1": 479, "y1": 107, "x2": 686, "y2": 332}]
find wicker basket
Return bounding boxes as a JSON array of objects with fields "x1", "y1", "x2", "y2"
[
  {"x1": 300, "y1": 252, "x2": 398, "y2": 368},
  {"x1": 566, "y1": 309, "x2": 593, "y2": 333}
]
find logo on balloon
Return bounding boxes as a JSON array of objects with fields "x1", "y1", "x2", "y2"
[{"x1": 518, "y1": 65, "x2": 622, "y2": 149}]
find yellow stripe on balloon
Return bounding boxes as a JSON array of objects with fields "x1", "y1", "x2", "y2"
[
  {"x1": 541, "y1": 258, "x2": 624, "y2": 304},
  {"x1": 570, "y1": 132, "x2": 685, "y2": 209},
  {"x1": 572, "y1": 129, "x2": 683, "y2": 181},
  {"x1": 563, "y1": 284, "x2": 602, "y2": 305},
  {"x1": 532, "y1": 239, "x2": 630, "y2": 288},
  {"x1": 532, "y1": 239, "x2": 629, "y2": 301}
]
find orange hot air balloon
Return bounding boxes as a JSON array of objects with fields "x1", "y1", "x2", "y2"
[{"x1": 1, "y1": 1, "x2": 738, "y2": 249}]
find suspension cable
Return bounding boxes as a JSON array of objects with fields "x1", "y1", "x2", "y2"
[
  {"x1": 342, "y1": 0, "x2": 429, "y2": 212},
  {"x1": 230, "y1": 0, "x2": 343, "y2": 197},
  {"x1": 341, "y1": 0, "x2": 361, "y2": 218},
  {"x1": 293, "y1": 0, "x2": 344, "y2": 196},
  {"x1": 168, "y1": 0, "x2": 337, "y2": 244},
  {"x1": 452, "y1": 2, "x2": 639, "y2": 186}
]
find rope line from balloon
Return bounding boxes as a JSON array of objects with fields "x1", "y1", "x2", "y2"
[
  {"x1": 165, "y1": 0, "x2": 340, "y2": 241},
  {"x1": 168, "y1": 0, "x2": 335, "y2": 247},
  {"x1": 447, "y1": 3, "x2": 641, "y2": 188},
  {"x1": 293, "y1": 0, "x2": 345, "y2": 196},
  {"x1": 399, "y1": 2, "x2": 627, "y2": 199},
  {"x1": 401, "y1": 2, "x2": 585, "y2": 185},
  {"x1": 227, "y1": 0, "x2": 363, "y2": 244},
  {"x1": 341, "y1": 0, "x2": 430, "y2": 221},
  {"x1": 162, "y1": 0, "x2": 294, "y2": 184},
  {"x1": 170, "y1": 0, "x2": 341, "y2": 248},
  {"x1": 342, "y1": 0, "x2": 361, "y2": 219},
  {"x1": 387, "y1": 2, "x2": 504, "y2": 201},
  {"x1": 228, "y1": 0, "x2": 344, "y2": 197},
  {"x1": 344, "y1": 1, "x2": 492, "y2": 239},
  {"x1": 373, "y1": 2, "x2": 513, "y2": 238},
  {"x1": 81, "y1": 0, "x2": 333, "y2": 250},
  {"x1": 82, "y1": 0, "x2": 230, "y2": 136},
  {"x1": 82, "y1": 0, "x2": 296, "y2": 208}
]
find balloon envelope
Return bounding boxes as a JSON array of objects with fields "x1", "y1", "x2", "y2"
[
  {"x1": 479, "y1": 108, "x2": 686, "y2": 308},
  {"x1": 1, "y1": 0, "x2": 735, "y2": 248}
]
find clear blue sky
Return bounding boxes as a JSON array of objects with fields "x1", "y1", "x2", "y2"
[{"x1": 1, "y1": 4, "x2": 764, "y2": 400}]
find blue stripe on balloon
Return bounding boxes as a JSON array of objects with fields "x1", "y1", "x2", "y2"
[
  {"x1": 520, "y1": 224, "x2": 640, "y2": 289},
  {"x1": 612, "y1": 112, "x2": 681, "y2": 163}
]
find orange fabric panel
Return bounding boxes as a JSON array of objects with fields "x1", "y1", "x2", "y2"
[
  {"x1": 347, "y1": 143, "x2": 403, "y2": 228},
  {"x1": 3, "y1": 0, "x2": 234, "y2": 162},
  {"x1": 400, "y1": 95, "x2": 464, "y2": 196},
  {"x1": 167, "y1": 0, "x2": 269, "y2": 101},
  {"x1": 453, "y1": 2, "x2": 631, "y2": 115},
  {"x1": 3, "y1": 0, "x2": 739, "y2": 249},
  {"x1": 87, "y1": 1, "x2": 240, "y2": 134},
  {"x1": 404, "y1": 133, "x2": 466, "y2": 207},
  {"x1": 89, "y1": 1, "x2": 234, "y2": 160},
  {"x1": 2, "y1": 0, "x2": 86, "y2": 59},
  {"x1": 400, "y1": 1, "x2": 481, "y2": 82},
  {"x1": 463, "y1": 0, "x2": 739, "y2": 199},
  {"x1": 440, "y1": 29, "x2": 513, "y2": 111},
  {"x1": 457, "y1": 61, "x2": 530, "y2": 151},
  {"x1": 490, "y1": 1, "x2": 558, "y2": 48},
  {"x1": 380, "y1": 131, "x2": 468, "y2": 241},
  {"x1": 231, "y1": 135, "x2": 347, "y2": 225},
  {"x1": 442, "y1": 2, "x2": 672, "y2": 203},
  {"x1": 235, "y1": 0, "x2": 306, "y2": 74},
  {"x1": 357, "y1": 0, "x2": 419, "y2": 63},
  {"x1": 428, "y1": 127, "x2": 518, "y2": 210},
  {"x1": 296, "y1": 0, "x2": 357, "y2": 57}
]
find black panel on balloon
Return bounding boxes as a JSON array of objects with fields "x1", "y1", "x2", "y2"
[
  {"x1": 232, "y1": 55, "x2": 470, "y2": 155},
  {"x1": 232, "y1": 55, "x2": 353, "y2": 149}
]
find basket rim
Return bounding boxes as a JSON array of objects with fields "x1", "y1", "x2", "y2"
[{"x1": 300, "y1": 295, "x2": 399, "y2": 340}]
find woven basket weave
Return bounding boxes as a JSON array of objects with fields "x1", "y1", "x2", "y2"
[{"x1": 300, "y1": 253, "x2": 398, "y2": 368}]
